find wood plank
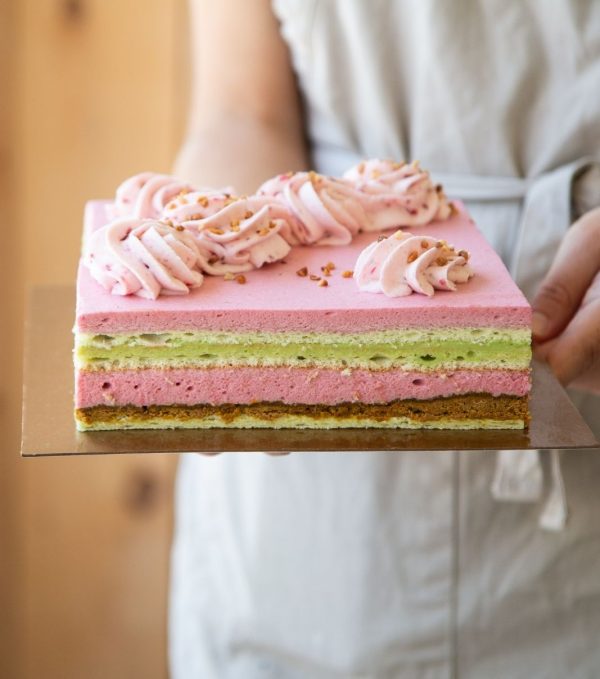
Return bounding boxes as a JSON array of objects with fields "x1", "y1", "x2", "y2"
[
  {"x1": 8, "y1": 0, "x2": 189, "y2": 676},
  {"x1": 22, "y1": 455, "x2": 176, "y2": 679},
  {"x1": 0, "y1": 1, "x2": 25, "y2": 677}
]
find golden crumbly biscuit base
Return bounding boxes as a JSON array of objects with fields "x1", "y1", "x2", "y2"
[{"x1": 76, "y1": 394, "x2": 529, "y2": 430}]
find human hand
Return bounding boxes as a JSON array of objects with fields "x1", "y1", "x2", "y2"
[{"x1": 532, "y1": 206, "x2": 600, "y2": 392}]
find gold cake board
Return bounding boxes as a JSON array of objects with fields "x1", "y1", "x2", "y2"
[{"x1": 21, "y1": 287, "x2": 599, "y2": 456}]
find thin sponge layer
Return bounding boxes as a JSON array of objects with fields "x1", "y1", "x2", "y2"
[{"x1": 76, "y1": 328, "x2": 531, "y2": 371}]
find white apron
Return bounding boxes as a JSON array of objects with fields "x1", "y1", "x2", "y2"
[{"x1": 170, "y1": 3, "x2": 600, "y2": 677}]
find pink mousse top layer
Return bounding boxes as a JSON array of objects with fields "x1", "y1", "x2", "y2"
[{"x1": 76, "y1": 201, "x2": 531, "y2": 333}]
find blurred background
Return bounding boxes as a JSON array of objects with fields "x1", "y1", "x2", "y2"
[{"x1": 1, "y1": 1, "x2": 190, "y2": 677}]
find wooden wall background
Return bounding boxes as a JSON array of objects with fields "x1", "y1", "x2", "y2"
[{"x1": 1, "y1": 1, "x2": 189, "y2": 677}]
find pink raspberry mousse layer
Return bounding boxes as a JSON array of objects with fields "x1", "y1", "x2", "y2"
[
  {"x1": 76, "y1": 367, "x2": 531, "y2": 409},
  {"x1": 76, "y1": 201, "x2": 531, "y2": 334}
]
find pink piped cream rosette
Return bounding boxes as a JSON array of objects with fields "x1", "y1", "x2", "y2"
[
  {"x1": 84, "y1": 218, "x2": 204, "y2": 300},
  {"x1": 112, "y1": 171, "x2": 233, "y2": 220},
  {"x1": 258, "y1": 171, "x2": 364, "y2": 246},
  {"x1": 169, "y1": 193, "x2": 294, "y2": 275},
  {"x1": 343, "y1": 159, "x2": 453, "y2": 230},
  {"x1": 112, "y1": 172, "x2": 198, "y2": 220},
  {"x1": 354, "y1": 231, "x2": 473, "y2": 297}
]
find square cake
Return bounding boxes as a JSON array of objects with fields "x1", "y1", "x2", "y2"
[{"x1": 74, "y1": 162, "x2": 531, "y2": 431}]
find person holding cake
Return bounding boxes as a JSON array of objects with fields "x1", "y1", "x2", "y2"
[{"x1": 169, "y1": 1, "x2": 600, "y2": 677}]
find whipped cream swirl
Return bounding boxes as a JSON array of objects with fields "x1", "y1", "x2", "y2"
[
  {"x1": 171, "y1": 193, "x2": 294, "y2": 274},
  {"x1": 84, "y1": 218, "x2": 204, "y2": 299},
  {"x1": 113, "y1": 172, "x2": 198, "y2": 219},
  {"x1": 258, "y1": 171, "x2": 364, "y2": 245},
  {"x1": 343, "y1": 159, "x2": 453, "y2": 230},
  {"x1": 354, "y1": 230, "x2": 473, "y2": 297}
]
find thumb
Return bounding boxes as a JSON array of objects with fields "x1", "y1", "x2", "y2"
[{"x1": 532, "y1": 211, "x2": 600, "y2": 341}]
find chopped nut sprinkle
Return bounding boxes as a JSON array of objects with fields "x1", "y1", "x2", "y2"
[
  {"x1": 244, "y1": 210, "x2": 254, "y2": 219},
  {"x1": 268, "y1": 220, "x2": 276, "y2": 229},
  {"x1": 223, "y1": 272, "x2": 235, "y2": 281},
  {"x1": 318, "y1": 279, "x2": 328, "y2": 287},
  {"x1": 208, "y1": 227, "x2": 224, "y2": 235},
  {"x1": 421, "y1": 240, "x2": 430, "y2": 249},
  {"x1": 258, "y1": 228, "x2": 270, "y2": 236},
  {"x1": 296, "y1": 267, "x2": 308, "y2": 277},
  {"x1": 167, "y1": 202, "x2": 176, "y2": 210},
  {"x1": 197, "y1": 196, "x2": 209, "y2": 207},
  {"x1": 436, "y1": 256, "x2": 448, "y2": 266},
  {"x1": 235, "y1": 274, "x2": 246, "y2": 285},
  {"x1": 175, "y1": 225, "x2": 184, "y2": 231},
  {"x1": 458, "y1": 249, "x2": 469, "y2": 260},
  {"x1": 309, "y1": 274, "x2": 321, "y2": 281},
  {"x1": 379, "y1": 234, "x2": 390, "y2": 241},
  {"x1": 326, "y1": 261, "x2": 335, "y2": 270},
  {"x1": 342, "y1": 270, "x2": 353, "y2": 278},
  {"x1": 407, "y1": 251, "x2": 419, "y2": 263}
]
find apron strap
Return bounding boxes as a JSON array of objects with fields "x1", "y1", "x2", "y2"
[
  {"x1": 491, "y1": 449, "x2": 543, "y2": 502},
  {"x1": 539, "y1": 450, "x2": 569, "y2": 531},
  {"x1": 432, "y1": 173, "x2": 529, "y2": 202}
]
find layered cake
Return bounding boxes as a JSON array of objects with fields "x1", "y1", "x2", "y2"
[{"x1": 74, "y1": 161, "x2": 531, "y2": 430}]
